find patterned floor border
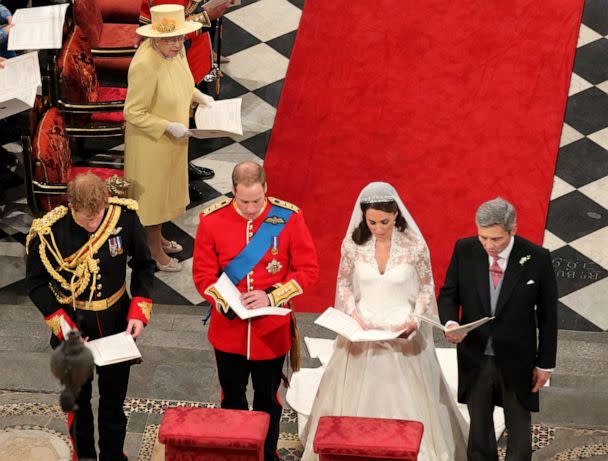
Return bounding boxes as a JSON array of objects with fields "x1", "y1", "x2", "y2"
[
  {"x1": 2, "y1": 398, "x2": 592, "y2": 461},
  {"x1": 550, "y1": 442, "x2": 608, "y2": 460}
]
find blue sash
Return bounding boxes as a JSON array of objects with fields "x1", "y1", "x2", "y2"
[{"x1": 223, "y1": 205, "x2": 293, "y2": 285}]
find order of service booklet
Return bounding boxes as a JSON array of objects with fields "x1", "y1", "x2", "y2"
[
  {"x1": 413, "y1": 313, "x2": 494, "y2": 334},
  {"x1": 314, "y1": 307, "x2": 408, "y2": 342},
  {"x1": 213, "y1": 272, "x2": 291, "y2": 320},
  {"x1": 0, "y1": 52, "x2": 41, "y2": 119},
  {"x1": 8, "y1": 3, "x2": 69, "y2": 50},
  {"x1": 191, "y1": 98, "x2": 243, "y2": 139},
  {"x1": 60, "y1": 317, "x2": 142, "y2": 366}
]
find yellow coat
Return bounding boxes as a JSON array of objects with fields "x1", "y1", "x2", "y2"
[{"x1": 123, "y1": 39, "x2": 195, "y2": 226}]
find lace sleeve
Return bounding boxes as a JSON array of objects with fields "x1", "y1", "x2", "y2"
[
  {"x1": 413, "y1": 236, "x2": 438, "y2": 316},
  {"x1": 334, "y1": 237, "x2": 357, "y2": 315}
]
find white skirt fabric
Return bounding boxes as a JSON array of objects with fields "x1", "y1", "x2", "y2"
[{"x1": 299, "y1": 330, "x2": 469, "y2": 461}]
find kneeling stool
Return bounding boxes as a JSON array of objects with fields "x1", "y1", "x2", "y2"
[
  {"x1": 313, "y1": 416, "x2": 424, "y2": 461},
  {"x1": 159, "y1": 407, "x2": 270, "y2": 461}
]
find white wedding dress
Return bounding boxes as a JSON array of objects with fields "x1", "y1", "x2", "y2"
[{"x1": 300, "y1": 229, "x2": 468, "y2": 461}]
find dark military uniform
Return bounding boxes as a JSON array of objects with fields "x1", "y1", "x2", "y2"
[{"x1": 26, "y1": 197, "x2": 155, "y2": 461}]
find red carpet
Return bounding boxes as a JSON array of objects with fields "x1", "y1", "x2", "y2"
[{"x1": 265, "y1": 0, "x2": 584, "y2": 311}]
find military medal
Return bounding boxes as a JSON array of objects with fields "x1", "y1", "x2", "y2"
[
  {"x1": 271, "y1": 236, "x2": 279, "y2": 255},
  {"x1": 266, "y1": 259, "x2": 282, "y2": 274},
  {"x1": 108, "y1": 236, "x2": 123, "y2": 257}
]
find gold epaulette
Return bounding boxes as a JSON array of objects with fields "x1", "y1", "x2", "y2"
[
  {"x1": 25, "y1": 205, "x2": 68, "y2": 254},
  {"x1": 109, "y1": 197, "x2": 139, "y2": 211},
  {"x1": 268, "y1": 197, "x2": 300, "y2": 213},
  {"x1": 202, "y1": 197, "x2": 232, "y2": 216}
]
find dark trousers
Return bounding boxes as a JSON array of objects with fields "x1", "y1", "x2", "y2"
[
  {"x1": 215, "y1": 349, "x2": 285, "y2": 461},
  {"x1": 467, "y1": 356, "x2": 531, "y2": 461},
  {"x1": 71, "y1": 361, "x2": 131, "y2": 461}
]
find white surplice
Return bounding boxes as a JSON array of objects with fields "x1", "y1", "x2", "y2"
[{"x1": 301, "y1": 229, "x2": 468, "y2": 461}]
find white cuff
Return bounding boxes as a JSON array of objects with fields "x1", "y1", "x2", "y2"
[{"x1": 536, "y1": 366, "x2": 554, "y2": 373}]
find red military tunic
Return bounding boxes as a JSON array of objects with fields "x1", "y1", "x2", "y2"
[
  {"x1": 139, "y1": 0, "x2": 212, "y2": 84},
  {"x1": 193, "y1": 197, "x2": 319, "y2": 360}
]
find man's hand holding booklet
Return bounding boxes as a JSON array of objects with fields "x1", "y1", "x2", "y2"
[
  {"x1": 60, "y1": 316, "x2": 142, "y2": 367},
  {"x1": 213, "y1": 273, "x2": 291, "y2": 320}
]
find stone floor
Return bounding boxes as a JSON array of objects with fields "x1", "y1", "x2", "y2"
[{"x1": 0, "y1": 303, "x2": 606, "y2": 461}]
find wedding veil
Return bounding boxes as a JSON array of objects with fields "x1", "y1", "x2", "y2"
[{"x1": 344, "y1": 182, "x2": 427, "y2": 247}]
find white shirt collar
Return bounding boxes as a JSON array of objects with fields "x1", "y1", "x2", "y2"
[{"x1": 488, "y1": 236, "x2": 515, "y2": 268}]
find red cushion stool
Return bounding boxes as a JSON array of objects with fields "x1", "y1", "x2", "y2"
[
  {"x1": 313, "y1": 416, "x2": 424, "y2": 461},
  {"x1": 159, "y1": 407, "x2": 270, "y2": 461}
]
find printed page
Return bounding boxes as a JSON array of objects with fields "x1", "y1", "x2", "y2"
[
  {"x1": 213, "y1": 273, "x2": 291, "y2": 319},
  {"x1": 85, "y1": 333, "x2": 142, "y2": 366},
  {"x1": 315, "y1": 307, "x2": 405, "y2": 342},
  {"x1": 414, "y1": 314, "x2": 494, "y2": 334},
  {"x1": 192, "y1": 98, "x2": 243, "y2": 138},
  {"x1": 8, "y1": 4, "x2": 69, "y2": 50},
  {"x1": 0, "y1": 52, "x2": 41, "y2": 92}
]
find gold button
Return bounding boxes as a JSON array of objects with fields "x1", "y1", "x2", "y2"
[
  {"x1": 96, "y1": 292, "x2": 102, "y2": 298},
  {"x1": 97, "y1": 284, "x2": 102, "y2": 290},
  {"x1": 97, "y1": 274, "x2": 102, "y2": 279},
  {"x1": 249, "y1": 287, "x2": 254, "y2": 291},
  {"x1": 249, "y1": 271, "x2": 254, "y2": 275},
  {"x1": 250, "y1": 278, "x2": 254, "y2": 283}
]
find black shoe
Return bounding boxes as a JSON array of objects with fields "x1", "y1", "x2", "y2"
[
  {"x1": 189, "y1": 184, "x2": 204, "y2": 201},
  {"x1": 188, "y1": 163, "x2": 215, "y2": 180}
]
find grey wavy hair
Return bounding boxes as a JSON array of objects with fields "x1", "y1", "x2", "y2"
[{"x1": 476, "y1": 197, "x2": 516, "y2": 232}]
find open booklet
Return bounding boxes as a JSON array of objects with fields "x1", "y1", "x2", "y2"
[
  {"x1": 60, "y1": 317, "x2": 142, "y2": 367},
  {"x1": 0, "y1": 52, "x2": 41, "y2": 119},
  {"x1": 8, "y1": 3, "x2": 70, "y2": 50},
  {"x1": 213, "y1": 272, "x2": 291, "y2": 320},
  {"x1": 191, "y1": 98, "x2": 243, "y2": 139},
  {"x1": 315, "y1": 307, "x2": 408, "y2": 342},
  {"x1": 413, "y1": 314, "x2": 494, "y2": 334}
]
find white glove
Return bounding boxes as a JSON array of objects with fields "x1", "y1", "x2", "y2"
[
  {"x1": 193, "y1": 90, "x2": 214, "y2": 107},
  {"x1": 165, "y1": 122, "x2": 191, "y2": 139}
]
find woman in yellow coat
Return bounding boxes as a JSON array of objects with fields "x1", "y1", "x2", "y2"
[{"x1": 124, "y1": 4, "x2": 212, "y2": 272}]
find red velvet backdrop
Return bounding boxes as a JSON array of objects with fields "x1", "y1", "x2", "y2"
[{"x1": 265, "y1": 0, "x2": 584, "y2": 311}]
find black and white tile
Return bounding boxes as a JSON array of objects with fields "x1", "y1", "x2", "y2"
[
  {"x1": 1, "y1": 0, "x2": 607, "y2": 332},
  {"x1": 546, "y1": 0, "x2": 608, "y2": 332}
]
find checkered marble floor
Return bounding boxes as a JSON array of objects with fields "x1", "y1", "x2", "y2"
[{"x1": 1, "y1": 0, "x2": 607, "y2": 332}]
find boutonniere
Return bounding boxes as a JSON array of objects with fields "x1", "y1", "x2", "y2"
[{"x1": 519, "y1": 255, "x2": 531, "y2": 266}]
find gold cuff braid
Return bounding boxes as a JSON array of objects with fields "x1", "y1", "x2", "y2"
[
  {"x1": 268, "y1": 279, "x2": 303, "y2": 307},
  {"x1": 205, "y1": 285, "x2": 230, "y2": 314}
]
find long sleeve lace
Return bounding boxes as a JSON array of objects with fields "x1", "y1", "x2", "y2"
[
  {"x1": 334, "y1": 238, "x2": 357, "y2": 315},
  {"x1": 413, "y1": 236, "x2": 438, "y2": 316}
]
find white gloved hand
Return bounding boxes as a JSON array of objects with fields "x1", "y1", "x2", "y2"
[
  {"x1": 193, "y1": 90, "x2": 214, "y2": 107},
  {"x1": 165, "y1": 122, "x2": 191, "y2": 139}
]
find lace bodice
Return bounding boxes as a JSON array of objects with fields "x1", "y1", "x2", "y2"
[{"x1": 335, "y1": 228, "x2": 437, "y2": 330}]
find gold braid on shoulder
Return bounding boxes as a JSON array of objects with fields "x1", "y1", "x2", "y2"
[
  {"x1": 26, "y1": 204, "x2": 122, "y2": 305},
  {"x1": 108, "y1": 197, "x2": 139, "y2": 210}
]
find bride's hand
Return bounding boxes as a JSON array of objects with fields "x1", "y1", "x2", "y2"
[
  {"x1": 397, "y1": 319, "x2": 418, "y2": 339},
  {"x1": 351, "y1": 311, "x2": 368, "y2": 330}
]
